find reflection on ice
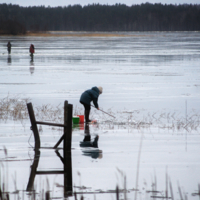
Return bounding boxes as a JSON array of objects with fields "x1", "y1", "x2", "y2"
[
  {"x1": 26, "y1": 149, "x2": 73, "y2": 198},
  {"x1": 0, "y1": 32, "x2": 199, "y2": 116},
  {"x1": 0, "y1": 32, "x2": 200, "y2": 200},
  {"x1": 7, "y1": 55, "x2": 11, "y2": 64},
  {"x1": 80, "y1": 124, "x2": 103, "y2": 159},
  {"x1": 29, "y1": 59, "x2": 35, "y2": 74}
]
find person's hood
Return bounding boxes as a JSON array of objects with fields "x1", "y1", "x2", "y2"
[{"x1": 91, "y1": 86, "x2": 100, "y2": 94}]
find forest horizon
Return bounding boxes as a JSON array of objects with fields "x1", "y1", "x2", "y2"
[{"x1": 0, "y1": 3, "x2": 200, "y2": 34}]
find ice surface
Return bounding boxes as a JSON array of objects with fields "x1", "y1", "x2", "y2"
[{"x1": 0, "y1": 32, "x2": 200, "y2": 199}]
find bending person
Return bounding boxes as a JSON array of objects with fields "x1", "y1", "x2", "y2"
[{"x1": 80, "y1": 86, "x2": 103, "y2": 123}]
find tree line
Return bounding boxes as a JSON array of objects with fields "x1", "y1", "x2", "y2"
[{"x1": 0, "y1": 3, "x2": 200, "y2": 34}]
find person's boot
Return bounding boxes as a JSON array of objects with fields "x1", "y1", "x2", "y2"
[{"x1": 85, "y1": 110, "x2": 91, "y2": 123}]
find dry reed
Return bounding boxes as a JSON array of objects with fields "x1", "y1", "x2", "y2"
[{"x1": 0, "y1": 95, "x2": 200, "y2": 133}]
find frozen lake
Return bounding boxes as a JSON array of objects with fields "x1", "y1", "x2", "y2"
[
  {"x1": 0, "y1": 32, "x2": 200, "y2": 200},
  {"x1": 0, "y1": 32, "x2": 200, "y2": 113}
]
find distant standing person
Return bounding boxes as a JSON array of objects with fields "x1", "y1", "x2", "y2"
[
  {"x1": 29, "y1": 44, "x2": 35, "y2": 60},
  {"x1": 7, "y1": 42, "x2": 11, "y2": 54},
  {"x1": 80, "y1": 86, "x2": 103, "y2": 123}
]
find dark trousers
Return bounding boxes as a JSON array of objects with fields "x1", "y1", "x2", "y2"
[{"x1": 80, "y1": 101, "x2": 91, "y2": 122}]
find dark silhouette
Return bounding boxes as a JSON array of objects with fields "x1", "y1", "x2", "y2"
[
  {"x1": 80, "y1": 86, "x2": 102, "y2": 123},
  {"x1": 7, "y1": 42, "x2": 11, "y2": 54},
  {"x1": 80, "y1": 124, "x2": 102, "y2": 159},
  {"x1": 27, "y1": 149, "x2": 73, "y2": 197},
  {"x1": 29, "y1": 44, "x2": 35, "y2": 62},
  {"x1": 26, "y1": 101, "x2": 73, "y2": 197},
  {"x1": 0, "y1": 3, "x2": 200, "y2": 32}
]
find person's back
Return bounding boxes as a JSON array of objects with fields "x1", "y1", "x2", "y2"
[
  {"x1": 7, "y1": 42, "x2": 11, "y2": 54},
  {"x1": 80, "y1": 87, "x2": 100, "y2": 108},
  {"x1": 80, "y1": 86, "x2": 103, "y2": 123}
]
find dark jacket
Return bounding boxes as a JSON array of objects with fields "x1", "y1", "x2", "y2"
[
  {"x1": 80, "y1": 87, "x2": 100, "y2": 108},
  {"x1": 7, "y1": 42, "x2": 11, "y2": 49}
]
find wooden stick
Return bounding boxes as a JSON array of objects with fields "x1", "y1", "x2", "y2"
[
  {"x1": 91, "y1": 105, "x2": 115, "y2": 118},
  {"x1": 27, "y1": 103, "x2": 40, "y2": 149},
  {"x1": 36, "y1": 121, "x2": 65, "y2": 127}
]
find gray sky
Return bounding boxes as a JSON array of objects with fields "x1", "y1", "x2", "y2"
[{"x1": 1, "y1": 0, "x2": 200, "y2": 7}]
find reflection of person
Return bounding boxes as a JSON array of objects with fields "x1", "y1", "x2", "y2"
[
  {"x1": 80, "y1": 134, "x2": 99, "y2": 148},
  {"x1": 80, "y1": 86, "x2": 103, "y2": 123},
  {"x1": 80, "y1": 124, "x2": 102, "y2": 159},
  {"x1": 29, "y1": 44, "x2": 35, "y2": 61},
  {"x1": 83, "y1": 149, "x2": 102, "y2": 159},
  {"x1": 7, "y1": 55, "x2": 11, "y2": 64},
  {"x1": 29, "y1": 63, "x2": 35, "y2": 74},
  {"x1": 80, "y1": 124, "x2": 98, "y2": 148},
  {"x1": 29, "y1": 52, "x2": 35, "y2": 74},
  {"x1": 7, "y1": 42, "x2": 11, "y2": 54}
]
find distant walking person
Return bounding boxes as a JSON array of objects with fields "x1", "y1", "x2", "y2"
[
  {"x1": 29, "y1": 44, "x2": 35, "y2": 61},
  {"x1": 7, "y1": 42, "x2": 11, "y2": 54},
  {"x1": 80, "y1": 86, "x2": 103, "y2": 123}
]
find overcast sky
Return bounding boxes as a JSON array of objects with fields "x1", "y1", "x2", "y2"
[{"x1": 1, "y1": 0, "x2": 200, "y2": 7}]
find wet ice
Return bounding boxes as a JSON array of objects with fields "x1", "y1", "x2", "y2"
[{"x1": 0, "y1": 32, "x2": 200, "y2": 200}]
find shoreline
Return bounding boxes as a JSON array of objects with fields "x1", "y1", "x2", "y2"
[
  {"x1": 4, "y1": 31, "x2": 128, "y2": 37},
  {"x1": 2, "y1": 31, "x2": 199, "y2": 37}
]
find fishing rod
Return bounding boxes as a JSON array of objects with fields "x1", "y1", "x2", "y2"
[{"x1": 91, "y1": 105, "x2": 115, "y2": 118}]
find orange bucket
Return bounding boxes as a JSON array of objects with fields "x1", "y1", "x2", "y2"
[{"x1": 77, "y1": 115, "x2": 84, "y2": 123}]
